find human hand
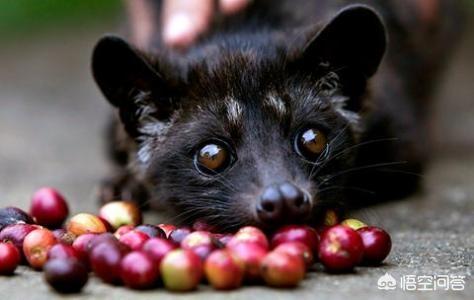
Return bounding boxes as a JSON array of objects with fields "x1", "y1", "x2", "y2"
[{"x1": 162, "y1": 0, "x2": 250, "y2": 48}]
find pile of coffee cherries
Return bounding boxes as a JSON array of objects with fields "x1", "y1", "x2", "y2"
[{"x1": 0, "y1": 187, "x2": 392, "y2": 293}]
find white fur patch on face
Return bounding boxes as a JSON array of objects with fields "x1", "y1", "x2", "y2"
[
  {"x1": 136, "y1": 123, "x2": 169, "y2": 166},
  {"x1": 313, "y1": 72, "x2": 362, "y2": 132},
  {"x1": 331, "y1": 95, "x2": 362, "y2": 132},
  {"x1": 225, "y1": 97, "x2": 243, "y2": 125},
  {"x1": 137, "y1": 140, "x2": 153, "y2": 165},
  {"x1": 264, "y1": 93, "x2": 287, "y2": 117}
]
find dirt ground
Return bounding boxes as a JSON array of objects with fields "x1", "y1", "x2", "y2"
[{"x1": 0, "y1": 16, "x2": 473, "y2": 300}]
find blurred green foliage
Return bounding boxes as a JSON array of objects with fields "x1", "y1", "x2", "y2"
[
  {"x1": 0, "y1": 0, "x2": 472, "y2": 37},
  {"x1": 468, "y1": 0, "x2": 474, "y2": 10},
  {"x1": 0, "y1": 0, "x2": 121, "y2": 36}
]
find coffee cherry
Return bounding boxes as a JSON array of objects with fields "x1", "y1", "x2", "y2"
[
  {"x1": 260, "y1": 251, "x2": 305, "y2": 287},
  {"x1": 227, "y1": 226, "x2": 269, "y2": 250},
  {"x1": 90, "y1": 241, "x2": 129, "y2": 284},
  {"x1": 88, "y1": 233, "x2": 119, "y2": 253},
  {"x1": 120, "y1": 251, "x2": 159, "y2": 289},
  {"x1": 99, "y1": 201, "x2": 142, "y2": 230},
  {"x1": 180, "y1": 231, "x2": 214, "y2": 247},
  {"x1": 142, "y1": 237, "x2": 177, "y2": 265},
  {"x1": 23, "y1": 228, "x2": 57, "y2": 269},
  {"x1": 181, "y1": 231, "x2": 217, "y2": 260},
  {"x1": 227, "y1": 241, "x2": 267, "y2": 281},
  {"x1": 273, "y1": 241, "x2": 314, "y2": 268},
  {"x1": 119, "y1": 230, "x2": 149, "y2": 250},
  {"x1": 157, "y1": 224, "x2": 176, "y2": 238},
  {"x1": 30, "y1": 187, "x2": 69, "y2": 229},
  {"x1": 0, "y1": 207, "x2": 35, "y2": 231},
  {"x1": 341, "y1": 218, "x2": 367, "y2": 231},
  {"x1": 0, "y1": 224, "x2": 37, "y2": 259},
  {"x1": 44, "y1": 258, "x2": 88, "y2": 293},
  {"x1": 135, "y1": 224, "x2": 166, "y2": 238},
  {"x1": 66, "y1": 213, "x2": 107, "y2": 236},
  {"x1": 0, "y1": 243, "x2": 21, "y2": 275},
  {"x1": 160, "y1": 249, "x2": 202, "y2": 291},
  {"x1": 114, "y1": 225, "x2": 134, "y2": 239},
  {"x1": 271, "y1": 225, "x2": 319, "y2": 255},
  {"x1": 318, "y1": 225, "x2": 363, "y2": 272},
  {"x1": 47, "y1": 244, "x2": 82, "y2": 262},
  {"x1": 52, "y1": 229, "x2": 76, "y2": 245},
  {"x1": 98, "y1": 217, "x2": 114, "y2": 232},
  {"x1": 72, "y1": 233, "x2": 96, "y2": 255},
  {"x1": 204, "y1": 249, "x2": 244, "y2": 290},
  {"x1": 168, "y1": 227, "x2": 192, "y2": 246},
  {"x1": 357, "y1": 226, "x2": 392, "y2": 265},
  {"x1": 214, "y1": 233, "x2": 233, "y2": 247}
]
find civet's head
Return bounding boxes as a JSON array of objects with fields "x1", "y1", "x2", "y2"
[{"x1": 92, "y1": 6, "x2": 386, "y2": 231}]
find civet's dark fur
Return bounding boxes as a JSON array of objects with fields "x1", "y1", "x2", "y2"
[{"x1": 92, "y1": 0, "x2": 463, "y2": 230}]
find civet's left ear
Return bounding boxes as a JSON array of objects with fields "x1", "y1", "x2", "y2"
[
  {"x1": 302, "y1": 5, "x2": 386, "y2": 77},
  {"x1": 293, "y1": 5, "x2": 387, "y2": 103}
]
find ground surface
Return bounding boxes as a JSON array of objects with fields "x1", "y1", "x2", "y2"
[{"x1": 0, "y1": 17, "x2": 473, "y2": 300}]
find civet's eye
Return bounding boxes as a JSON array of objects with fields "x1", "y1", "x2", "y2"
[
  {"x1": 295, "y1": 128, "x2": 328, "y2": 160},
  {"x1": 194, "y1": 141, "x2": 234, "y2": 175}
]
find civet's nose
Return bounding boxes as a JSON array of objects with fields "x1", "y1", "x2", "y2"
[{"x1": 256, "y1": 181, "x2": 311, "y2": 225}]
